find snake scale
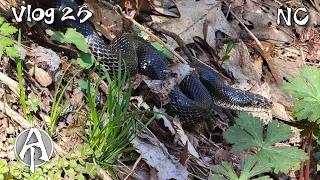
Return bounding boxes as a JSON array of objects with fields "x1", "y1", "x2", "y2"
[{"x1": 28, "y1": 0, "x2": 273, "y2": 123}]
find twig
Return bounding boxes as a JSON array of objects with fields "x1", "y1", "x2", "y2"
[
  {"x1": 299, "y1": 130, "x2": 312, "y2": 180},
  {"x1": 124, "y1": 155, "x2": 142, "y2": 180},
  {"x1": 0, "y1": 72, "x2": 20, "y2": 97},
  {"x1": 149, "y1": 23, "x2": 196, "y2": 63},
  {"x1": 228, "y1": 9, "x2": 265, "y2": 51},
  {"x1": 90, "y1": 72, "x2": 110, "y2": 95},
  {"x1": 305, "y1": 128, "x2": 313, "y2": 180}
]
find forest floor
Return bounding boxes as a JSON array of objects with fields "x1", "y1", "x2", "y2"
[{"x1": 0, "y1": 0, "x2": 319, "y2": 179}]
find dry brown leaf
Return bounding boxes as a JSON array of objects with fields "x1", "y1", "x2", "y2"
[
  {"x1": 86, "y1": 0, "x2": 123, "y2": 39},
  {"x1": 214, "y1": 149, "x2": 232, "y2": 164},
  {"x1": 154, "y1": 1, "x2": 237, "y2": 49},
  {"x1": 232, "y1": 0, "x2": 295, "y2": 43},
  {"x1": 31, "y1": 46, "x2": 61, "y2": 73},
  {"x1": 179, "y1": 141, "x2": 189, "y2": 166},
  {"x1": 143, "y1": 63, "x2": 194, "y2": 104},
  {"x1": 131, "y1": 137, "x2": 189, "y2": 180},
  {"x1": 35, "y1": 66, "x2": 52, "y2": 87},
  {"x1": 149, "y1": 0, "x2": 180, "y2": 17}
]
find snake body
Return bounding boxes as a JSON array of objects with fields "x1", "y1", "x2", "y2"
[{"x1": 28, "y1": 0, "x2": 273, "y2": 123}]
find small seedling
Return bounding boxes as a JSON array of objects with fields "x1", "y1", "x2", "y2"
[
  {"x1": 221, "y1": 41, "x2": 236, "y2": 62},
  {"x1": 25, "y1": 93, "x2": 43, "y2": 114}
]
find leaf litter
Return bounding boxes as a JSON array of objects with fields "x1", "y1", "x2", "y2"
[{"x1": 0, "y1": 0, "x2": 319, "y2": 179}]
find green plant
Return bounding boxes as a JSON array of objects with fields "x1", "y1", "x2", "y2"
[
  {"x1": 0, "y1": 159, "x2": 9, "y2": 180},
  {"x1": 210, "y1": 156, "x2": 272, "y2": 180},
  {"x1": 50, "y1": 28, "x2": 95, "y2": 68},
  {"x1": 6, "y1": 144, "x2": 99, "y2": 180},
  {"x1": 25, "y1": 93, "x2": 44, "y2": 114},
  {"x1": 49, "y1": 61, "x2": 82, "y2": 136},
  {"x1": 224, "y1": 112, "x2": 308, "y2": 173},
  {"x1": 0, "y1": 17, "x2": 19, "y2": 58},
  {"x1": 0, "y1": 16, "x2": 31, "y2": 123},
  {"x1": 221, "y1": 41, "x2": 236, "y2": 62},
  {"x1": 212, "y1": 112, "x2": 308, "y2": 179},
  {"x1": 76, "y1": 60, "x2": 157, "y2": 170},
  {"x1": 281, "y1": 65, "x2": 320, "y2": 179},
  {"x1": 16, "y1": 28, "x2": 33, "y2": 124}
]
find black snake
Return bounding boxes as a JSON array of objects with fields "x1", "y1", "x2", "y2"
[{"x1": 27, "y1": 0, "x2": 273, "y2": 123}]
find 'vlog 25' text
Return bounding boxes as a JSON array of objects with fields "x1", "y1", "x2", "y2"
[{"x1": 11, "y1": 5, "x2": 92, "y2": 24}]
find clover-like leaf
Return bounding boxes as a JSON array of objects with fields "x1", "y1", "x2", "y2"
[
  {"x1": 281, "y1": 65, "x2": 320, "y2": 122},
  {"x1": 223, "y1": 112, "x2": 308, "y2": 173},
  {"x1": 209, "y1": 156, "x2": 272, "y2": 180}
]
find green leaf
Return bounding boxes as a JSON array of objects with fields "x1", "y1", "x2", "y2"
[
  {"x1": 239, "y1": 157, "x2": 271, "y2": 179},
  {"x1": 77, "y1": 52, "x2": 95, "y2": 68},
  {"x1": 223, "y1": 112, "x2": 308, "y2": 173},
  {"x1": 209, "y1": 161, "x2": 238, "y2": 179},
  {"x1": 209, "y1": 157, "x2": 272, "y2": 180},
  {"x1": 225, "y1": 41, "x2": 236, "y2": 54},
  {"x1": 0, "y1": 36, "x2": 18, "y2": 58},
  {"x1": 50, "y1": 28, "x2": 88, "y2": 53},
  {"x1": 8, "y1": 138, "x2": 15, "y2": 144},
  {"x1": 66, "y1": 168, "x2": 76, "y2": 179},
  {"x1": 78, "y1": 79, "x2": 88, "y2": 90},
  {"x1": 0, "y1": 23, "x2": 18, "y2": 36},
  {"x1": 5, "y1": 46, "x2": 19, "y2": 57},
  {"x1": 281, "y1": 65, "x2": 320, "y2": 121},
  {"x1": 221, "y1": 55, "x2": 230, "y2": 62},
  {"x1": 77, "y1": 174, "x2": 86, "y2": 180},
  {"x1": 0, "y1": 37, "x2": 14, "y2": 46},
  {"x1": 50, "y1": 31, "x2": 65, "y2": 42},
  {"x1": 152, "y1": 42, "x2": 173, "y2": 59},
  {"x1": 255, "y1": 146, "x2": 307, "y2": 173},
  {"x1": 0, "y1": 159, "x2": 6, "y2": 167},
  {"x1": 69, "y1": 160, "x2": 78, "y2": 168}
]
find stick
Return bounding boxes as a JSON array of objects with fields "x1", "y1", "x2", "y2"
[
  {"x1": 228, "y1": 9, "x2": 265, "y2": 51},
  {"x1": 0, "y1": 72, "x2": 20, "y2": 97},
  {"x1": 149, "y1": 23, "x2": 196, "y2": 63}
]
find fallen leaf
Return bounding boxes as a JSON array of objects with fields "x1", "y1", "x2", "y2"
[
  {"x1": 35, "y1": 66, "x2": 52, "y2": 87},
  {"x1": 132, "y1": 137, "x2": 189, "y2": 180}
]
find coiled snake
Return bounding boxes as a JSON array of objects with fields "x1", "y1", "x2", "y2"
[{"x1": 28, "y1": 0, "x2": 273, "y2": 123}]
